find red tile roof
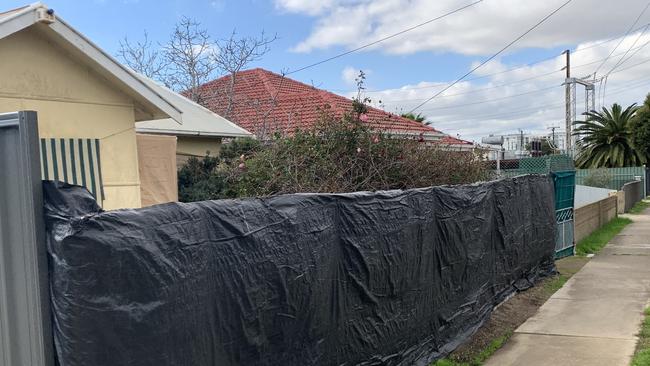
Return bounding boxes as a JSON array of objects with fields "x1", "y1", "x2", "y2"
[
  {"x1": 439, "y1": 135, "x2": 474, "y2": 145},
  {"x1": 198, "y1": 68, "x2": 449, "y2": 139}
]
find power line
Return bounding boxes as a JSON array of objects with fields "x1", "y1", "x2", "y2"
[
  {"x1": 369, "y1": 50, "x2": 650, "y2": 104},
  {"x1": 429, "y1": 101, "x2": 567, "y2": 125},
  {"x1": 379, "y1": 84, "x2": 558, "y2": 106},
  {"x1": 358, "y1": 21, "x2": 650, "y2": 94},
  {"x1": 356, "y1": 53, "x2": 650, "y2": 116},
  {"x1": 460, "y1": 22, "x2": 650, "y2": 81},
  {"x1": 374, "y1": 73, "x2": 559, "y2": 101},
  {"x1": 326, "y1": 21, "x2": 650, "y2": 95},
  {"x1": 424, "y1": 75, "x2": 650, "y2": 125},
  {"x1": 593, "y1": 1, "x2": 650, "y2": 75},
  {"x1": 358, "y1": 44, "x2": 650, "y2": 101},
  {"x1": 599, "y1": 3, "x2": 650, "y2": 107},
  {"x1": 610, "y1": 54, "x2": 650, "y2": 74},
  {"x1": 407, "y1": 0, "x2": 573, "y2": 113},
  {"x1": 615, "y1": 35, "x2": 650, "y2": 69},
  {"x1": 285, "y1": 0, "x2": 485, "y2": 75},
  {"x1": 605, "y1": 24, "x2": 650, "y2": 76}
]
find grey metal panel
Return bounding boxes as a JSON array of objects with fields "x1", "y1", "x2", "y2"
[{"x1": 0, "y1": 111, "x2": 54, "y2": 366}]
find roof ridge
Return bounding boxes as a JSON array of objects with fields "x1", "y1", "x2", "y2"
[
  {"x1": 254, "y1": 68, "x2": 280, "y2": 97},
  {"x1": 197, "y1": 68, "x2": 452, "y2": 138},
  {"x1": 244, "y1": 70, "x2": 443, "y2": 134}
]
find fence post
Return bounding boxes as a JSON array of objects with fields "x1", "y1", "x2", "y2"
[
  {"x1": 643, "y1": 164, "x2": 648, "y2": 199},
  {"x1": 0, "y1": 111, "x2": 55, "y2": 366}
]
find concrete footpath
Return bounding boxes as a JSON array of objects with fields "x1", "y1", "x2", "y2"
[{"x1": 485, "y1": 209, "x2": 650, "y2": 366}]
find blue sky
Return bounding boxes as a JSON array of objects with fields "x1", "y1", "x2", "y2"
[
  {"x1": 3, "y1": 0, "x2": 565, "y2": 91},
  {"x1": 5, "y1": 0, "x2": 650, "y2": 141}
]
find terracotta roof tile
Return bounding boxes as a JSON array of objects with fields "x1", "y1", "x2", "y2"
[
  {"x1": 439, "y1": 135, "x2": 474, "y2": 145},
  {"x1": 198, "y1": 68, "x2": 448, "y2": 138}
]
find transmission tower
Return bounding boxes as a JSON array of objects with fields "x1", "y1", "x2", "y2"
[{"x1": 562, "y1": 50, "x2": 596, "y2": 156}]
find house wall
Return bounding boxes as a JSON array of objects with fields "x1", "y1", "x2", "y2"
[
  {"x1": 176, "y1": 136, "x2": 222, "y2": 165},
  {"x1": 0, "y1": 27, "x2": 141, "y2": 209},
  {"x1": 177, "y1": 136, "x2": 222, "y2": 157}
]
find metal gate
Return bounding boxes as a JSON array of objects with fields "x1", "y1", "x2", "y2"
[
  {"x1": 552, "y1": 171, "x2": 576, "y2": 258},
  {"x1": 0, "y1": 111, "x2": 55, "y2": 366}
]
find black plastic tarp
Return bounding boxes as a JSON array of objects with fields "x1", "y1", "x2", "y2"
[{"x1": 43, "y1": 175, "x2": 556, "y2": 366}]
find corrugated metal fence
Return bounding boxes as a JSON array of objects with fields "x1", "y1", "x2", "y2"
[{"x1": 0, "y1": 111, "x2": 54, "y2": 366}]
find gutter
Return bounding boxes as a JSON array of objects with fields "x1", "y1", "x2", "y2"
[{"x1": 135, "y1": 127, "x2": 253, "y2": 139}]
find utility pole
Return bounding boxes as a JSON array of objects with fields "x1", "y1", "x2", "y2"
[
  {"x1": 547, "y1": 125, "x2": 560, "y2": 151},
  {"x1": 562, "y1": 49, "x2": 572, "y2": 154}
]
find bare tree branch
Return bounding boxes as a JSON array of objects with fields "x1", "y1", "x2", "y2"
[
  {"x1": 211, "y1": 30, "x2": 277, "y2": 117},
  {"x1": 161, "y1": 17, "x2": 219, "y2": 103},
  {"x1": 117, "y1": 19, "x2": 277, "y2": 119},
  {"x1": 117, "y1": 31, "x2": 166, "y2": 80}
]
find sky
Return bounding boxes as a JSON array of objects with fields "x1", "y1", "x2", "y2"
[{"x1": 5, "y1": 0, "x2": 650, "y2": 142}]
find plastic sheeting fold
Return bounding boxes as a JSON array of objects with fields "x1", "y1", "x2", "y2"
[{"x1": 43, "y1": 175, "x2": 556, "y2": 366}]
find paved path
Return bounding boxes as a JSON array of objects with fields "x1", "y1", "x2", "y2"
[{"x1": 485, "y1": 208, "x2": 650, "y2": 366}]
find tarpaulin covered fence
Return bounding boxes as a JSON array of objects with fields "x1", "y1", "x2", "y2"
[{"x1": 43, "y1": 175, "x2": 556, "y2": 366}]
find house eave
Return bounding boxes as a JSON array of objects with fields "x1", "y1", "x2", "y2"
[{"x1": 0, "y1": 3, "x2": 183, "y2": 124}]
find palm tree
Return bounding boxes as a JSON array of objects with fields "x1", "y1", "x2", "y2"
[
  {"x1": 401, "y1": 112, "x2": 431, "y2": 125},
  {"x1": 573, "y1": 103, "x2": 645, "y2": 168}
]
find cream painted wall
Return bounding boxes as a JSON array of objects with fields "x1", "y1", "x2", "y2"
[
  {"x1": 177, "y1": 136, "x2": 222, "y2": 158},
  {"x1": 0, "y1": 27, "x2": 142, "y2": 209}
]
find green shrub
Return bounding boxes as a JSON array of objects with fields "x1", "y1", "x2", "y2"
[
  {"x1": 177, "y1": 155, "x2": 223, "y2": 202},
  {"x1": 582, "y1": 169, "x2": 612, "y2": 188},
  {"x1": 230, "y1": 116, "x2": 488, "y2": 197},
  {"x1": 218, "y1": 137, "x2": 261, "y2": 164},
  {"x1": 178, "y1": 109, "x2": 489, "y2": 202}
]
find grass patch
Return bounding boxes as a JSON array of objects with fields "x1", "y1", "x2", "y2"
[
  {"x1": 541, "y1": 274, "x2": 568, "y2": 296},
  {"x1": 432, "y1": 333, "x2": 512, "y2": 366},
  {"x1": 631, "y1": 308, "x2": 650, "y2": 366},
  {"x1": 575, "y1": 217, "x2": 632, "y2": 256},
  {"x1": 430, "y1": 257, "x2": 589, "y2": 366},
  {"x1": 629, "y1": 200, "x2": 650, "y2": 215}
]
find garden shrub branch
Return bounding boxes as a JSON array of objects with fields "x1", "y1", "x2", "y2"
[{"x1": 179, "y1": 108, "x2": 489, "y2": 202}]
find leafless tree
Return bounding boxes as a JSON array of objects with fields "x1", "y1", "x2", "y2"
[
  {"x1": 160, "y1": 17, "x2": 219, "y2": 103},
  {"x1": 117, "y1": 17, "x2": 276, "y2": 108},
  {"x1": 213, "y1": 30, "x2": 276, "y2": 117},
  {"x1": 117, "y1": 31, "x2": 166, "y2": 79}
]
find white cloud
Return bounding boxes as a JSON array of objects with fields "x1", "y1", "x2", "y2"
[
  {"x1": 342, "y1": 32, "x2": 650, "y2": 142},
  {"x1": 341, "y1": 66, "x2": 371, "y2": 86},
  {"x1": 210, "y1": 0, "x2": 225, "y2": 11},
  {"x1": 274, "y1": 0, "x2": 344, "y2": 16},
  {"x1": 276, "y1": 0, "x2": 650, "y2": 56},
  {"x1": 275, "y1": 0, "x2": 650, "y2": 141}
]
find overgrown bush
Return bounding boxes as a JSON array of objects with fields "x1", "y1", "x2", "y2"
[
  {"x1": 582, "y1": 169, "x2": 612, "y2": 189},
  {"x1": 229, "y1": 112, "x2": 488, "y2": 197},
  {"x1": 178, "y1": 110, "x2": 489, "y2": 202},
  {"x1": 177, "y1": 155, "x2": 222, "y2": 202}
]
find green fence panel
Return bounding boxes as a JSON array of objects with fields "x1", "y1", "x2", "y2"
[
  {"x1": 552, "y1": 171, "x2": 576, "y2": 259},
  {"x1": 575, "y1": 166, "x2": 645, "y2": 191}
]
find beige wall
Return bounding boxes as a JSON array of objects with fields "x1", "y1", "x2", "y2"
[
  {"x1": 176, "y1": 136, "x2": 222, "y2": 166},
  {"x1": 0, "y1": 27, "x2": 141, "y2": 209},
  {"x1": 137, "y1": 134, "x2": 178, "y2": 207},
  {"x1": 176, "y1": 136, "x2": 222, "y2": 158},
  {"x1": 574, "y1": 196, "x2": 618, "y2": 243}
]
